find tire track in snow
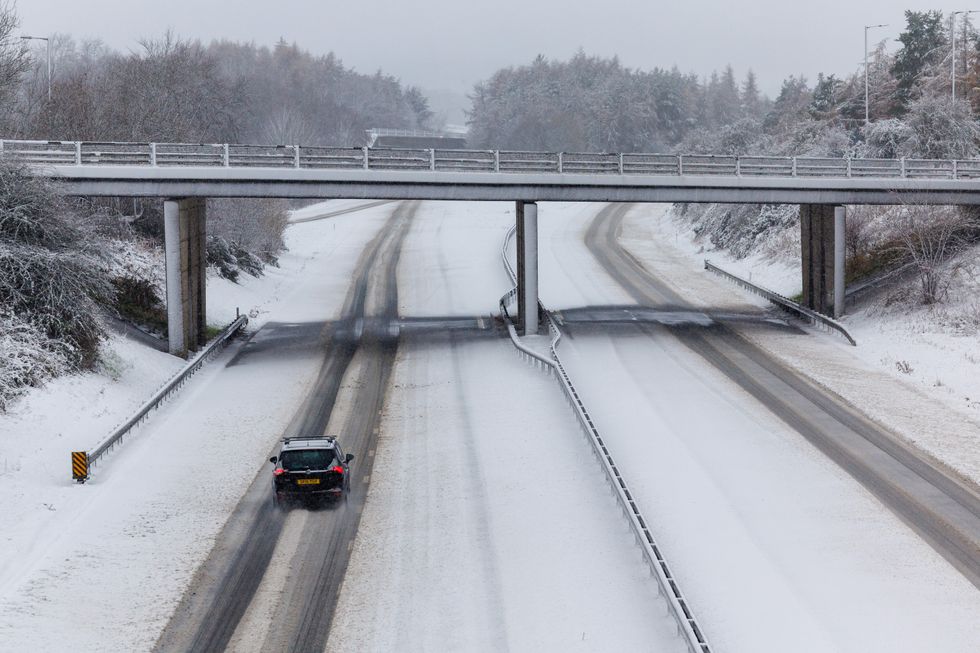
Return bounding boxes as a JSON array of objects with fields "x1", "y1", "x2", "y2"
[
  {"x1": 583, "y1": 202, "x2": 980, "y2": 590},
  {"x1": 154, "y1": 201, "x2": 417, "y2": 653}
]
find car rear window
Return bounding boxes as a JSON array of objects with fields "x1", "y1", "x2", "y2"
[{"x1": 281, "y1": 449, "x2": 336, "y2": 471}]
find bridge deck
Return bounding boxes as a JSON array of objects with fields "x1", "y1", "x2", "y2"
[{"x1": 7, "y1": 139, "x2": 980, "y2": 204}]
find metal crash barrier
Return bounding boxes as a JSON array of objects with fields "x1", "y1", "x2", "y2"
[{"x1": 71, "y1": 313, "x2": 248, "y2": 483}]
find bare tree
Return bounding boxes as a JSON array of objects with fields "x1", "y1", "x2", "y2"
[
  {"x1": 898, "y1": 204, "x2": 977, "y2": 304},
  {"x1": 0, "y1": 1, "x2": 29, "y2": 128}
]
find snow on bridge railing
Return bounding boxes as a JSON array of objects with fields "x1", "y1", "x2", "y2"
[{"x1": 4, "y1": 138, "x2": 980, "y2": 181}]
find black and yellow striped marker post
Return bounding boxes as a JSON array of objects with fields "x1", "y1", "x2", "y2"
[{"x1": 71, "y1": 451, "x2": 89, "y2": 483}]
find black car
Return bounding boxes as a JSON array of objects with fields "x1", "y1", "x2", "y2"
[{"x1": 269, "y1": 435, "x2": 354, "y2": 508}]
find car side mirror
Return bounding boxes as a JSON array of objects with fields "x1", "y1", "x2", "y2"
[
  {"x1": 269, "y1": 456, "x2": 278, "y2": 464},
  {"x1": 345, "y1": 453, "x2": 354, "y2": 463}
]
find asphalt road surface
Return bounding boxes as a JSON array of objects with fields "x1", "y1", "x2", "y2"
[
  {"x1": 155, "y1": 201, "x2": 417, "y2": 653},
  {"x1": 581, "y1": 203, "x2": 980, "y2": 591}
]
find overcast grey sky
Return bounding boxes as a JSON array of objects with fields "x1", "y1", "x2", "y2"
[{"x1": 16, "y1": 0, "x2": 976, "y2": 97}]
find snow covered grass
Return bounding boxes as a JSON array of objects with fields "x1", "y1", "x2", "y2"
[{"x1": 0, "y1": 200, "x2": 393, "y2": 651}]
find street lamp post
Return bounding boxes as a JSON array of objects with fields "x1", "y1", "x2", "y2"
[
  {"x1": 951, "y1": 11, "x2": 980, "y2": 101},
  {"x1": 865, "y1": 24, "x2": 888, "y2": 126},
  {"x1": 20, "y1": 35, "x2": 50, "y2": 101}
]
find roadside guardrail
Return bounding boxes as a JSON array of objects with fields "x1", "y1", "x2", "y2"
[
  {"x1": 71, "y1": 313, "x2": 248, "y2": 483},
  {"x1": 704, "y1": 260, "x2": 857, "y2": 346},
  {"x1": 499, "y1": 227, "x2": 711, "y2": 653}
]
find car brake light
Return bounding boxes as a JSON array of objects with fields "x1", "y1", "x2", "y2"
[
  {"x1": 331, "y1": 465, "x2": 344, "y2": 474},
  {"x1": 273, "y1": 468, "x2": 287, "y2": 476}
]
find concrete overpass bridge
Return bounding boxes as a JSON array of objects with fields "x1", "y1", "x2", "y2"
[{"x1": 6, "y1": 138, "x2": 980, "y2": 355}]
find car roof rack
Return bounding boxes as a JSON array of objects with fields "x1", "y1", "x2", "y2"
[{"x1": 282, "y1": 435, "x2": 337, "y2": 444}]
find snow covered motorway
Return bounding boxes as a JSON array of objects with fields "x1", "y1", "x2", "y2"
[{"x1": 2, "y1": 198, "x2": 980, "y2": 652}]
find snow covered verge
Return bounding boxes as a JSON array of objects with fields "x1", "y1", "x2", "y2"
[
  {"x1": 621, "y1": 203, "x2": 980, "y2": 486},
  {"x1": 0, "y1": 200, "x2": 392, "y2": 651}
]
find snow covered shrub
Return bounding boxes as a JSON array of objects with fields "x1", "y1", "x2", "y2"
[
  {"x1": 206, "y1": 236, "x2": 240, "y2": 282},
  {"x1": 206, "y1": 234, "x2": 268, "y2": 282},
  {"x1": 717, "y1": 118, "x2": 766, "y2": 155},
  {"x1": 230, "y1": 241, "x2": 264, "y2": 276},
  {"x1": 112, "y1": 276, "x2": 166, "y2": 332},
  {"x1": 861, "y1": 119, "x2": 914, "y2": 158},
  {"x1": 0, "y1": 309, "x2": 70, "y2": 410},
  {"x1": 898, "y1": 205, "x2": 978, "y2": 304},
  {"x1": 0, "y1": 161, "x2": 112, "y2": 369},
  {"x1": 678, "y1": 203, "x2": 799, "y2": 260},
  {"x1": 97, "y1": 235, "x2": 167, "y2": 333},
  {"x1": 208, "y1": 198, "x2": 289, "y2": 267},
  {"x1": 787, "y1": 121, "x2": 854, "y2": 157},
  {"x1": 902, "y1": 97, "x2": 979, "y2": 160},
  {"x1": 843, "y1": 205, "x2": 908, "y2": 283}
]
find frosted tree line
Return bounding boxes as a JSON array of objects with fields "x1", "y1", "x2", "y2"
[
  {"x1": 465, "y1": 12, "x2": 980, "y2": 305},
  {"x1": 0, "y1": 2, "x2": 430, "y2": 408},
  {"x1": 467, "y1": 13, "x2": 980, "y2": 159}
]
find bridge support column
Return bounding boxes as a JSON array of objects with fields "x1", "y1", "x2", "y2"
[
  {"x1": 164, "y1": 198, "x2": 207, "y2": 358},
  {"x1": 516, "y1": 200, "x2": 539, "y2": 335},
  {"x1": 800, "y1": 204, "x2": 845, "y2": 317}
]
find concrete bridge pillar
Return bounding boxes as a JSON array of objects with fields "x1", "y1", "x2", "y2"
[
  {"x1": 800, "y1": 204, "x2": 845, "y2": 318},
  {"x1": 164, "y1": 198, "x2": 207, "y2": 357},
  {"x1": 516, "y1": 200, "x2": 539, "y2": 335}
]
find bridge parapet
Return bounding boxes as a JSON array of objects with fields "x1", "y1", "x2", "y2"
[{"x1": 4, "y1": 138, "x2": 980, "y2": 180}]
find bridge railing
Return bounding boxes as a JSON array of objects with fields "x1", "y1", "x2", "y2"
[{"x1": 3, "y1": 138, "x2": 980, "y2": 181}]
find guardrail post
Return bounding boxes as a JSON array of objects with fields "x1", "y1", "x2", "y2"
[
  {"x1": 677, "y1": 154, "x2": 684, "y2": 175},
  {"x1": 429, "y1": 148, "x2": 435, "y2": 171},
  {"x1": 618, "y1": 153, "x2": 624, "y2": 175},
  {"x1": 0, "y1": 140, "x2": 5, "y2": 156},
  {"x1": 293, "y1": 145, "x2": 301, "y2": 168},
  {"x1": 363, "y1": 146, "x2": 369, "y2": 170},
  {"x1": 222, "y1": 144, "x2": 230, "y2": 167},
  {"x1": 150, "y1": 142, "x2": 157, "y2": 166},
  {"x1": 952, "y1": 160, "x2": 958, "y2": 179},
  {"x1": 792, "y1": 157, "x2": 798, "y2": 177},
  {"x1": 74, "y1": 142, "x2": 82, "y2": 165},
  {"x1": 558, "y1": 152, "x2": 563, "y2": 173},
  {"x1": 494, "y1": 150, "x2": 500, "y2": 172},
  {"x1": 901, "y1": 157, "x2": 906, "y2": 178},
  {"x1": 735, "y1": 156, "x2": 741, "y2": 177},
  {"x1": 846, "y1": 157, "x2": 852, "y2": 178}
]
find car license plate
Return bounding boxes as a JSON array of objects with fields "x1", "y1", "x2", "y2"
[{"x1": 296, "y1": 478, "x2": 320, "y2": 486}]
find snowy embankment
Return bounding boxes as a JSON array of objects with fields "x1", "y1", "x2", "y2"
[
  {"x1": 536, "y1": 202, "x2": 980, "y2": 652},
  {"x1": 328, "y1": 201, "x2": 685, "y2": 651},
  {"x1": 0, "y1": 200, "x2": 393, "y2": 651},
  {"x1": 627, "y1": 205, "x2": 980, "y2": 486}
]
